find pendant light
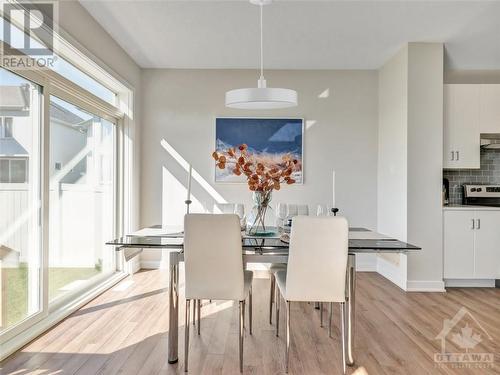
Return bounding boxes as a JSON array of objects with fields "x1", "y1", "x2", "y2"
[{"x1": 225, "y1": 0, "x2": 298, "y2": 109}]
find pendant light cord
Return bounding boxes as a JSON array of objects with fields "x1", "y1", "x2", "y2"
[{"x1": 260, "y1": 4, "x2": 264, "y2": 81}]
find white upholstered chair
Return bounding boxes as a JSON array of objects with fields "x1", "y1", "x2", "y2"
[
  {"x1": 183, "y1": 214, "x2": 253, "y2": 373},
  {"x1": 274, "y1": 215, "x2": 349, "y2": 373},
  {"x1": 268, "y1": 204, "x2": 309, "y2": 324}
]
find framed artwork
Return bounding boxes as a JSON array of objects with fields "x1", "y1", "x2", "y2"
[{"x1": 215, "y1": 117, "x2": 303, "y2": 183}]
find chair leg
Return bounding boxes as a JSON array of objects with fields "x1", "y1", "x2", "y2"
[
  {"x1": 285, "y1": 300, "x2": 291, "y2": 373},
  {"x1": 249, "y1": 286, "x2": 253, "y2": 335},
  {"x1": 329, "y1": 302, "x2": 333, "y2": 338},
  {"x1": 340, "y1": 302, "x2": 346, "y2": 374},
  {"x1": 275, "y1": 285, "x2": 280, "y2": 337},
  {"x1": 269, "y1": 273, "x2": 275, "y2": 324},
  {"x1": 320, "y1": 302, "x2": 323, "y2": 327},
  {"x1": 197, "y1": 299, "x2": 201, "y2": 335},
  {"x1": 192, "y1": 300, "x2": 196, "y2": 326},
  {"x1": 185, "y1": 299, "x2": 191, "y2": 372},
  {"x1": 243, "y1": 300, "x2": 246, "y2": 331},
  {"x1": 239, "y1": 300, "x2": 244, "y2": 373}
]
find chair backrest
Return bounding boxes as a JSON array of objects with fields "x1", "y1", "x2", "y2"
[
  {"x1": 184, "y1": 214, "x2": 245, "y2": 301},
  {"x1": 285, "y1": 215, "x2": 348, "y2": 302}
]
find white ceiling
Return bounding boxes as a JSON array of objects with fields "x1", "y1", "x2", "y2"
[{"x1": 80, "y1": 0, "x2": 500, "y2": 70}]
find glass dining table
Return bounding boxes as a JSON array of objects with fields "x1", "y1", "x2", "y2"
[{"x1": 106, "y1": 225, "x2": 420, "y2": 367}]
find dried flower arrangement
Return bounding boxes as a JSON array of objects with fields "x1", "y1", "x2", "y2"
[{"x1": 212, "y1": 144, "x2": 298, "y2": 234}]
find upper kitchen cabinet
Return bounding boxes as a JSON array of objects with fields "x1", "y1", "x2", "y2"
[
  {"x1": 479, "y1": 85, "x2": 500, "y2": 134},
  {"x1": 443, "y1": 84, "x2": 481, "y2": 169}
]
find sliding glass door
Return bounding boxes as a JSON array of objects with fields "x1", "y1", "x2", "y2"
[
  {"x1": 0, "y1": 69, "x2": 42, "y2": 332},
  {"x1": 48, "y1": 96, "x2": 116, "y2": 304}
]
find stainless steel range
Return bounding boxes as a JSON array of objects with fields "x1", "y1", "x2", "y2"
[{"x1": 463, "y1": 184, "x2": 500, "y2": 207}]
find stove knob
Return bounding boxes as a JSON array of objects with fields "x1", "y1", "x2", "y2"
[
  {"x1": 477, "y1": 188, "x2": 482, "y2": 192},
  {"x1": 471, "y1": 188, "x2": 476, "y2": 192}
]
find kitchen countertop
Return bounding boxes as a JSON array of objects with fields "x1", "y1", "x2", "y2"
[{"x1": 443, "y1": 205, "x2": 500, "y2": 211}]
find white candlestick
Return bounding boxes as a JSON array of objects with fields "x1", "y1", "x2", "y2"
[
  {"x1": 186, "y1": 165, "x2": 192, "y2": 201},
  {"x1": 332, "y1": 170, "x2": 336, "y2": 208}
]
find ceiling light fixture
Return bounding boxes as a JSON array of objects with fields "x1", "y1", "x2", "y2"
[{"x1": 225, "y1": 0, "x2": 298, "y2": 109}]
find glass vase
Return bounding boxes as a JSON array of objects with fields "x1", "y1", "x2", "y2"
[{"x1": 247, "y1": 190, "x2": 273, "y2": 236}]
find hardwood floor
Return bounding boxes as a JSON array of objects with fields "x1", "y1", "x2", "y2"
[{"x1": 1, "y1": 270, "x2": 499, "y2": 374}]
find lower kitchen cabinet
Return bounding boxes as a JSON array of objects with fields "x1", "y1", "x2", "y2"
[
  {"x1": 474, "y1": 211, "x2": 500, "y2": 278},
  {"x1": 444, "y1": 209, "x2": 500, "y2": 280}
]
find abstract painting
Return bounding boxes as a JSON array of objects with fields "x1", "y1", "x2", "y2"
[{"x1": 215, "y1": 118, "x2": 303, "y2": 183}]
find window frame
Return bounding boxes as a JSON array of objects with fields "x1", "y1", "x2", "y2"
[
  {"x1": 0, "y1": 157, "x2": 29, "y2": 183},
  {"x1": 0, "y1": 8, "x2": 135, "y2": 349}
]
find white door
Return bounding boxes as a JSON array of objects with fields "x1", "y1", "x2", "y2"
[
  {"x1": 474, "y1": 211, "x2": 500, "y2": 279},
  {"x1": 479, "y1": 85, "x2": 500, "y2": 134},
  {"x1": 452, "y1": 85, "x2": 481, "y2": 169},
  {"x1": 444, "y1": 210, "x2": 475, "y2": 279}
]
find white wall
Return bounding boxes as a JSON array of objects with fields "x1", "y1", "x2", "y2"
[
  {"x1": 140, "y1": 69, "x2": 379, "y2": 266},
  {"x1": 377, "y1": 43, "x2": 444, "y2": 291},
  {"x1": 378, "y1": 46, "x2": 408, "y2": 242},
  {"x1": 406, "y1": 43, "x2": 444, "y2": 291},
  {"x1": 377, "y1": 45, "x2": 408, "y2": 288}
]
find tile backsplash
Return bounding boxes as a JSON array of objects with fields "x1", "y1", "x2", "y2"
[{"x1": 443, "y1": 146, "x2": 500, "y2": 205}]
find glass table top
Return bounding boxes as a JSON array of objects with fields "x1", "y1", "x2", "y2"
[{"x1": 106, "y1": 226, "x2": 421, "y2": 252}]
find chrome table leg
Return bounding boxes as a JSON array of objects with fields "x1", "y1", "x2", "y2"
[
  {"x1": 345, "y1": 253, "x2": 356, "y2": 366},
  {"x1": 285, "y1": 301, "x2": 290, "y2": 373},
  {"x1": 329, "y1": 302, "x2": 333, "y2": 338},
  {"x1": 197, "y1": 299, "x2": 201, "y2": 335},
  {"x1": 249, "y1": 286, "x2": 253, "y2": 335},
  {"x1": 275, "y1": 284, "x2": 280, "y2": 337},
  {"x1": 269, "y1": 274, "x2": 275, "y2": 324},
  {"x1": 184, "y1": 299, "x2": 190, "y2": 372},
  {"x1": 320, "y1": 302, "x2": 323, "y2": 327},
  {"x1": 168, "y1": 251, "x2": 180, "y2": 364},
  {"x1": 239, "y1": 300, "x2": 244, "y2": 373}
]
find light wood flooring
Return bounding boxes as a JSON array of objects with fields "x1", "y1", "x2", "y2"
[{"x1": 1, "y1": 270, "x2": 499, "y2": 374}]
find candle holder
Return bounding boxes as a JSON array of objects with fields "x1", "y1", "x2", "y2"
[{"x1": 185, "y1": 199, "x2": 192, "y2": 214}]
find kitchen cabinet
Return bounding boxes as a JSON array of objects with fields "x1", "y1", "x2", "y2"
[
  {"x1": 444, "y1": 209, "x2": 500, "y2": 279},
  {"x1": 474, "y1": 211, "x2": 500, "y2": 278},
  {"x1": 443, "y1": 84, "x2": 481, "y2": 169},
  {"x1": 443, "y1": 210, "x2": 475, "y2": 278},
  {"x1": 479, "y1": 85, "x2": 500, "y2": 134}
]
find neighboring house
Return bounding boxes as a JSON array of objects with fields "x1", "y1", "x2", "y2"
[
  {"x1": 0, "y1": 85, "x2": 30, "y2": 184},
  {"x1": 1, "y1": 83, "x2": 109, "y2": 268}
]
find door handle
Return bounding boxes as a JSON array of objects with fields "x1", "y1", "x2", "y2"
[
  {"x1": 476, "y1": 219, "x2": 480, "y2": 229},
  {"x1": 471, "y1": 219, "x2": 475, "y2": 230},
  {"x1": 451, "y1": 151, "x2": 455, "y2": 161},
  {"x1": 456, "y1": 151, "x2": 460, "y2": 161}
]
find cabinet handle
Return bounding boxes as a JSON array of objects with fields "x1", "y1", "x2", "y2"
[
  {"x1": 451, "y1": 151, "x2": 455, "y2": 161},
  {"x1": 456, "y1": 151, "x2": 460, "y2": 161},
  {"x1": 471, "y1": 219, "x2": 475, "y2": 230},
  {"x1": 476, "y1": 219, "x2": 480, "y2": 229}
]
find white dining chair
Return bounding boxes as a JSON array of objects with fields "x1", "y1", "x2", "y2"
[
  {"x1": 268, "y1": 204, "x2": 308, "y2": 324},
  {"x1": 274, "y1": 215, "x2": 349, "y2": 373},
  {"x1": 183, "y1": 214, "x2": 253, "y2": 373}
]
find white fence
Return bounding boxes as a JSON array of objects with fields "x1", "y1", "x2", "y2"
[{"x1": 0, "y1": 184, "x2": 113, "y2": 268}]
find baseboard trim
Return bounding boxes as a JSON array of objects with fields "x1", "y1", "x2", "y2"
[
  {"x1": 406, "y1": 280, "x2": 446, "y2": 292},
  {"x1": 444, "y1": 279, "x2": 495, "y2": 288},
  {"x1": 140, "y1": 260, "x2": 170, "y2": 269},
  {"x1": 356, "y1": 262, "x2": 377, "y2": 272},
  {"x1": 377, "y1": 255, "x2": 407, "y2": 291},
  {"x1": 140, "y1": 260, "x2": 161, "y2": 269}
]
